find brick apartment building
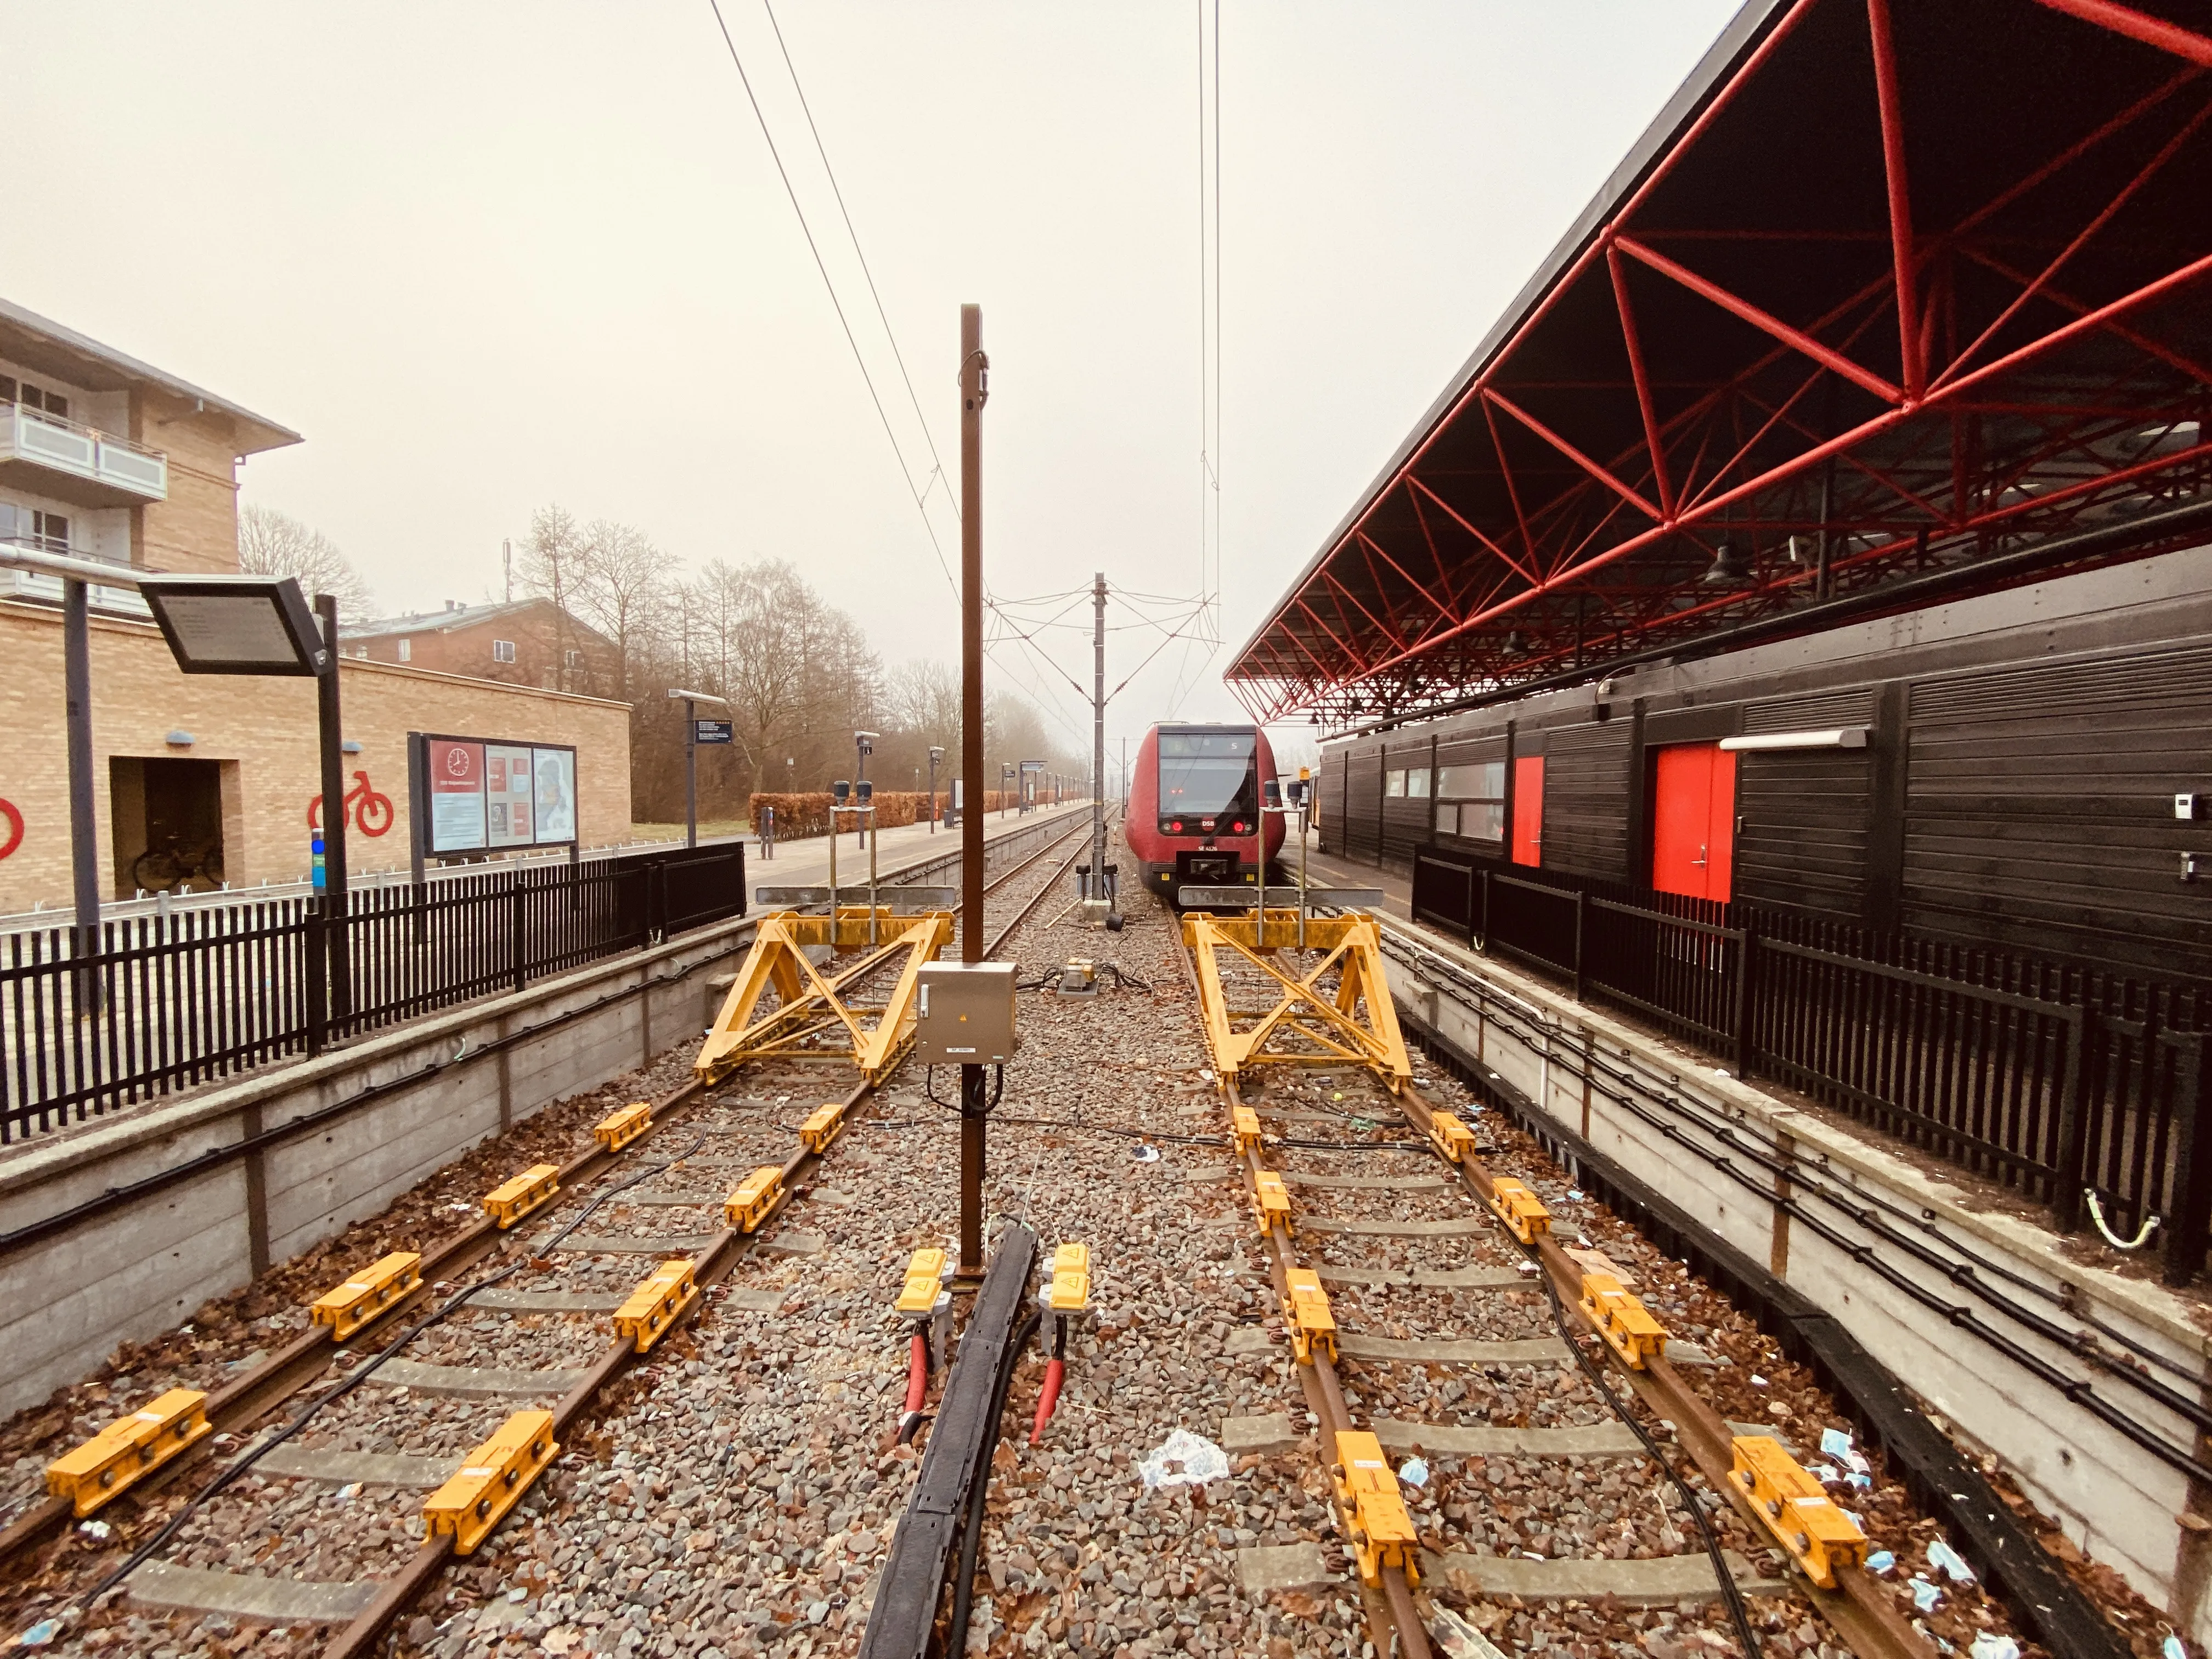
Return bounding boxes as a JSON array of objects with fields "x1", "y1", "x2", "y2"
[
  {"x1": 342, "y1": 597, "x2": 620, "y2": 696},
  {"x1": 0, "y1": 300, "x2": 634, "y2": 914}
]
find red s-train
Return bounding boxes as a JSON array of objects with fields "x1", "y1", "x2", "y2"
[{"x1": 1126, "y1": 723, "x2": 1285, "y2": 902}]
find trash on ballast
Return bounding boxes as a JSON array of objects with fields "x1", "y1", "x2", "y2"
[
  {"x1": 1399, "y1": 1457, "x2": 1430, "y2": 1488},
  {"x1": 1909, "y1": 1576, "x2": 1944, "y2": 1613},
  {"x1": 1132, "y1": 1145, "x2": 1162, "y2": 1164},
  {"x1": 1865, "y1": 1550, "x2": 1896, "y2": 1575},
  {"x1": 1820, "y1": 1426, "x2": 1871, "y2": 1474},
  {"x1": 1809, "y1": 1464, "x2": 1843, "y2": 1486},
  {"x1": 2163, "y1": 1637, "x2": 2188, "y2": 1659},
  {"x1": 1970, "y1": 1635, "x2": 2021, "y2": 1659},
  {"x1": 1514, "y1": 1261, "x2": 1541, "y2": 1276},
  {"x1": 1427, "y1": 1605, "x2": 1511, "y2": 1659},
  {"x1": 1137, "y1": 1430, "x2": 1229, "y2": 1489},
  {"x1": 17, "y1": 1621, "x2": 60, "y2": 1649},
  {"x1": 77, "y1": 1520, "x2": 110, "y2": 1541},
  {"x1": 1567, "y1": 1189, "x2": 1584, "y2": 1201},
  {"x1": 335, "y1": 1483, "x2": 360, "y2": 1503},
  {"x1": 1750, "y1": 1374, "x2": 1769, "y2": 1387},
  {"x1": 1928, "y1": 1538, "x2": 1977, "y2": 1582}
]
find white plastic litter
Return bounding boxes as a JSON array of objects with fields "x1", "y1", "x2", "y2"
[
  {"x1": 1970, "y1": 1634, "x2": 2021, "y2": 1659},
  {"x1": 1865, "y1": 1550, "x2": 1896, "y2": 1575},
  {"x1": 1132, "y1": 1145, "x2": 1162, "y2": 1163},
  {"x1": 2163, "y1": 1637, "x2": 2188, "y2": 1659},
  {"x1": 1427, "y1": 1605, "x2": 1511, "y2": 1659},
  {"x1": 1928, "y1": 1538, "x2": 1977, "y2": 1582},
  {"x1": 1820, "y1": 1426, "x2": 1871, "y2": 1474},
  {"x1": 1400, "y1": 1457, "x2": 1430, "y2": 1488},
  {"x1": 1751, "y1": 1374, "x2": 1769, "y2": 1387},
  {"x1": 17, "y1": 1621, "x2": 58, "y2": 1647},
  {"x1": 1809, "y1": 1464, "x2": 1843, "y2": 1485},
  {"x1": 77, "y1": 1520, "x2": 109, "y2": 1541},
  {"x1": 1910, "y1": 1576, "x2": 1944, "y2": 1613},
  {"x1": 1138, "y1": 1429, "x2": 1229, "y2": 1489}
]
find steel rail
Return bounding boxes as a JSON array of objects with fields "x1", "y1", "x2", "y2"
[
  {"x1": 1384, "y1": 1081, "x2": 1933, "y2": 1659},
  {"x1": 1162, "y1": 923, "x2": 1427, "y2": 1659},
  {"x1": 328, "y1": 824, "x2": 1098, "y2": 1657},
  {"x1": 984, "y1": 808, "x2": 1118, "y2": 960},
  {"x1": 1169, "y1": 905, "x2": 1941, "y2": 1659}
]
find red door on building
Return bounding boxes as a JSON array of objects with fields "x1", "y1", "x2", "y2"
[
  {"x1": 1651, "y1": 743, "x2": 1736, "y2": 900},
  {"x1": 1511, "y1": 756, "x2": 1544, "y2": 867}
]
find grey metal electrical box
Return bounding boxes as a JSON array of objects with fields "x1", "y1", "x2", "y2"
[{"x1": 914, "y1": 961, "x2": 1018, "y2": 1063}]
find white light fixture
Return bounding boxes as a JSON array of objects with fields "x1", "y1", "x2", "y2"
[
  {"x1": 1719, "y1": 727, "x2": 1869, "y2": 752},
  {"x1": 165, "y1": 730, "x2": 194, "y2": 748},
  {"x1": 139, "y1": 574, "x2": 329, "y2": 676}
]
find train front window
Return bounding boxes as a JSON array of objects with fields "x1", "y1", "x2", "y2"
[{"x1": 1159, "y1": 730, "x2": 1256, "y2": 821}]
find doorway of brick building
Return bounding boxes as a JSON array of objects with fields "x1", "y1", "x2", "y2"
[{"x1": 111, "y1": 757, "x2": 228, "y2": 895}]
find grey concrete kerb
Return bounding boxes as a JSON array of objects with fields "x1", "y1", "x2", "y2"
[{"x1": 1377, "y1": 911, "x2": 2212, "y2": 1366}]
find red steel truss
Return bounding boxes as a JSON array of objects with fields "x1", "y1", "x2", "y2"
[{"x1": 1228, "y1": 0, "x2": 2212, "y2": 725}]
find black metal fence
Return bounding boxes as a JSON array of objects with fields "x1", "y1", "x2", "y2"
[
  {"x1": 1, "y1": 842, "x2": 745, "y2": 1145},
  {"x1": 1411, "y1": 845, "x2": 2212, "y2": 1284}
]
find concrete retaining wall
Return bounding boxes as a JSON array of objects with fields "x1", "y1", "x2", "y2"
[
  {"x1": 0, "y1": 918, "x2": 753, "y2": 1418},
  {"x1": 1379, "y1": 919, "x2": 2212, "y2": 1646}
]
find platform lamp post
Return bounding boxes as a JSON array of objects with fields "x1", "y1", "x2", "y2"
[
  {"x1": 928, "y1": 746, "x2": 944, "y2": 833},
  {"x1": 958, "y1": 300, "x2": 989, "y2": 1283},
  {"x1": 668, "y1": 689, "x2": 730, "y2": 849}
]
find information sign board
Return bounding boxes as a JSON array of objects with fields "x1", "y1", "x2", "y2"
[
  {"x1": 413, "y1": 733, "x2": 578, "y2": 855},
  {"x1": 695, "y1": 719, "x2": 733, "y2": 745}
]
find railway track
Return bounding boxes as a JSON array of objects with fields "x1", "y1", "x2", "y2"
[
  {"x1": 0, "y1": 812, "x2": 1096, "y2": 1655},
  {"x1": 1164, "y1": 906, "x2": 2028, "y2": 1659}
]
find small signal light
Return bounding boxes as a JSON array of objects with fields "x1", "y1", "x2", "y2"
[
  {"x1": 1167, "y1": 819, "x2": 1184, "y2": 834},
  {"x1": 1231, "y1": 820, "x2": 1249, "y2": 833}
]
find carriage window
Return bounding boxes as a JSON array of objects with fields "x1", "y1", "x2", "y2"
[
  {"x1": 1385, "y1": 770, "x2": 1406, "y2": 797},
  {"x1": 1436, "y1": 760, "x2": 1506, "y2": 841},
  {"x1": 1407, "y1": 769, "x2": 1431, "y2": 798}
]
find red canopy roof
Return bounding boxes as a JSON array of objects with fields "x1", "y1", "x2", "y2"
[{"x1": 1228, "y1": 0, "x2": 2212, "y2": 725}]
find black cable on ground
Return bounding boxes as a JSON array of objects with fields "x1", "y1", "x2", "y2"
[
  {"x1": 947, "y1": 1307, "x2": 1040, "y2": 1656},
  {"x1": 78, "y1": 1137, "x2": 705, "y2": 1614},
  {"x1": 1535, "y1": 1269, "x2": 1764, "y2": 1659}
]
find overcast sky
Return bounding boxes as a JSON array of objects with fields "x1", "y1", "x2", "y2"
[{"x1": 9, "y1": 1, "x2": 1739, "y2": 762}]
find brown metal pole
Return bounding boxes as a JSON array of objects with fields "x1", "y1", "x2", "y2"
[{"x1": 958, "y1": 303, "x2": 988, "y2": 1280}]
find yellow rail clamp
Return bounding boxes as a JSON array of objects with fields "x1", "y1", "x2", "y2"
[
  {"x1": 799, "y1": 1099, "x2": 848, "y2": 1155},
  {"x1": 1281, "y1": 1267, "x2": 1338, "y2": 1364},
  {"x1": 1427, "y1": 1110, "x2": 1475, "y2": 1164},
  {"x1": 423, "y1": 1410, "x2": 559, "y2": 1556},
  {"x1": 595, "y1": 1103, "x2": 652, "y2": 1153},
  {"x1": 1731, "y1": 1434, "x2": 1869, "y2": 1589},
  {"x1": 724, "y1": 1165, "x2": 787, "y2": 1232},
  {"x1": 47, "y1": 1389, "x2": 214, "y2": 1517},
  {"x1": 1487, "y1": 1176, "x2": 1551, "y2": 1243},
  {"x1": 1330, "y1": 1430, "x2": 1421, "y2": 1588},
  {"x1": 309, "y1": 1251, "x2": 423, "y2": 1342},
  {"x1": 1230, "y1": 1104, "x2": 1262, "y2": 1152},
  {"x1": 1251, "y1": 1170, "x2": 1293, "y2": 1238},
  {"x1": 896, "y1": 1247, "x2": 950, "y2": 1317},
  {"x1": 613, "y1": 1259, "x2": 701, "y2": 1353},
  {"x1": 1577, "y1": 1271, "x2": 1668, "y2": 1370},
  {"x1": 1048, "y1": 1243, "x2": 1092, "y2": 1314},
  {"x1": 484, "y1": 1164, "x2": 560, "y2": 1230}
]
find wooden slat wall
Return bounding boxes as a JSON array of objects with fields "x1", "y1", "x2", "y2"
[
  {"x1": 1380, "y1": 737, "x2": 1432, "y2": 868},
  {"x1": 1904, "y1": 645, "x2": 2212, "y2": 975},
  {"x1": 1344, "y1": 750, "x2": 1383, "y2": 864},
  {"x1": 1542, "y1": 721, "x2": 1633, "y2": 879},
  {"x1": 1735, "y1": 689, "x2": 1875, "y2": 915},
  {"x1": 1319, "y1": 752, "x2": 1349, "y2": 855}
]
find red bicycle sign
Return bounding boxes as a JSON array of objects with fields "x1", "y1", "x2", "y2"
[
  {"x1": 0, "y1": 798, "x2": 21, "y2": 861},
  {"x1": 308, "y1": 770, "x2": 395, "y2": 837}
]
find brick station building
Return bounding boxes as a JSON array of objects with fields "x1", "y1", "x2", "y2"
[{"x1": 0, "y1": 300, "x2": 632, "y2": 915}]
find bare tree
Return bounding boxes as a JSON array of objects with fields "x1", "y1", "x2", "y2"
[{"x1": 238, "y1": 504, "x2": 375, "y2": 617}]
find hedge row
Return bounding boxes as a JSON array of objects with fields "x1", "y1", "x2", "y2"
[{"x1": 745, "y1": 789, "x2": 1032, "y2": 840}]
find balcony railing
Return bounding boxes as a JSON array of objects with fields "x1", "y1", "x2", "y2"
[
  {"x1": 0, "y1": 402, "x2": 167, "y2": 507},
  {"x1": 0, "y1": 537, "x2": 151, "y2": 619}
]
